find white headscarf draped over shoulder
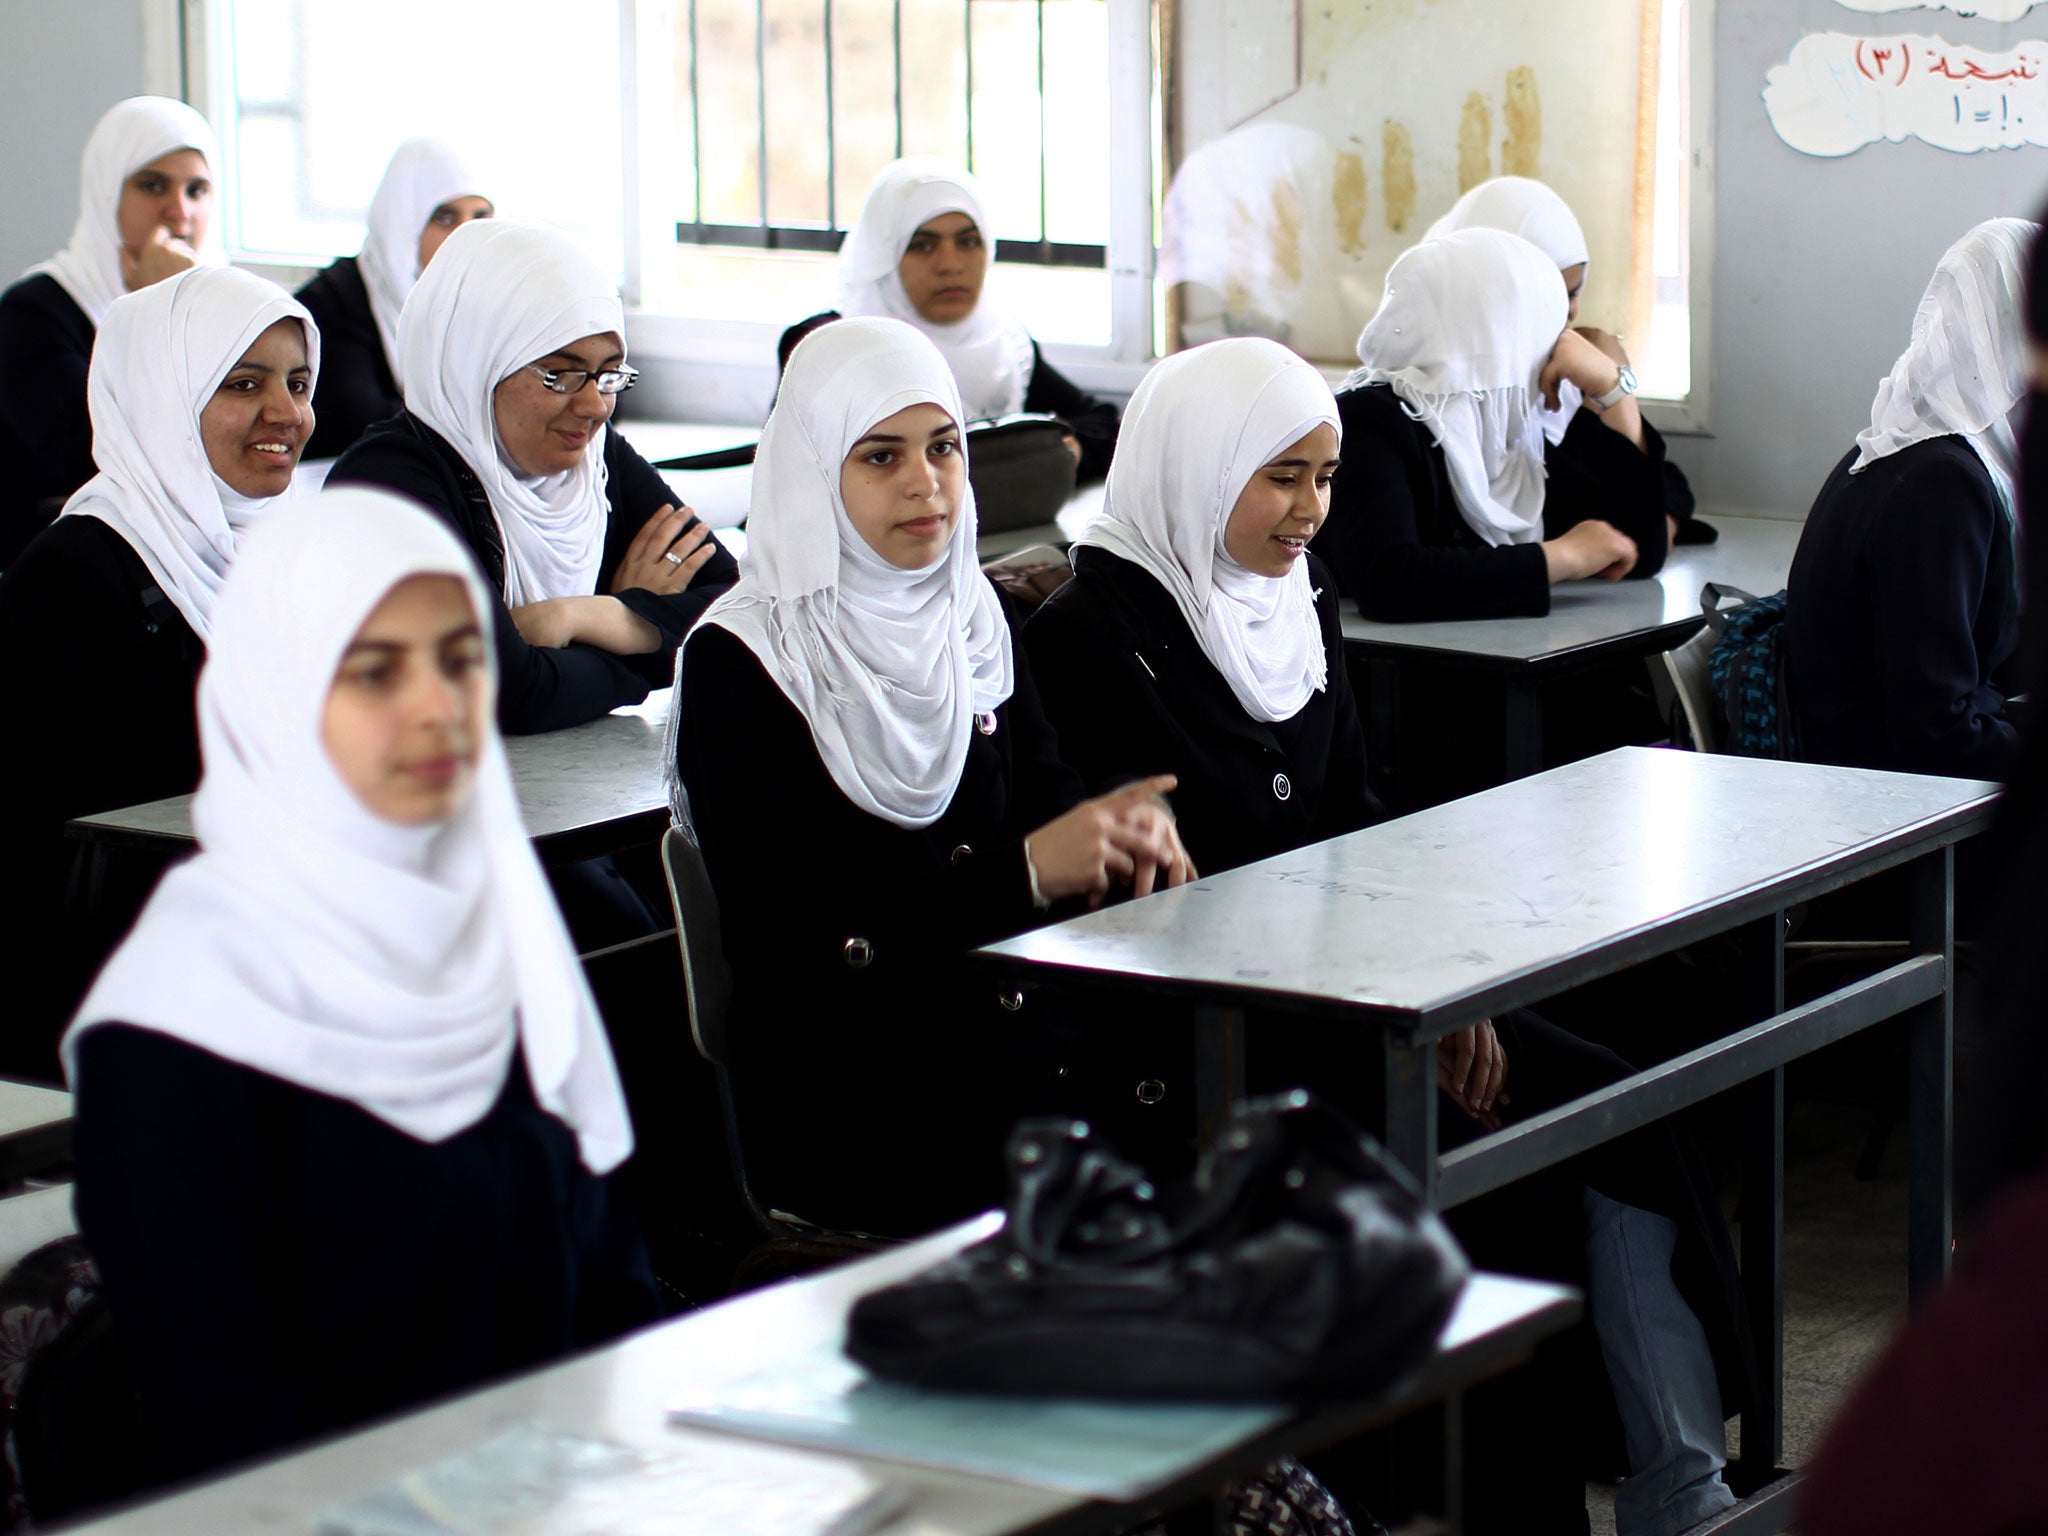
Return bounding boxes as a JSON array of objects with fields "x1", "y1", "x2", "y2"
[
  {"x1": 28, "y1": 96, "x2": 224, "y2": 327},
  {"x1": 686, "y1": 316, "x2": 1014, "y2": 829},
  {"x1": 61, "y1": 265, "x2": 319, "y2": 640},
  {"x1": 1852, "y1": 217, "x2": 2038, "y2": 518},
  {"x1": 357, "y1": 137, "x2": 490, "y2": 388},
  {"x1": 1080, "y1": 338, "x2": 1336, "y2": 723},
  {"x1": 1347, "y1": 228, "x2": 1566, "y2": 548},
  {"x1": 64, "y1": 490, "x2": 635, "y2": 1175},
  {"x1": 399, "y1": 218, "x2": 621, "y2": 608},
  {"x1": 837, "y1": 157, "x2": 1035, "y2": 422},
  {"x1": 1426, "y1": 177, "x2": 1589, "y2": 444}
]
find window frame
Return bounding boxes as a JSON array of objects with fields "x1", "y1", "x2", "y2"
[{"x1": 177, "y1": 0, "x2": 1707, "y2": 423}]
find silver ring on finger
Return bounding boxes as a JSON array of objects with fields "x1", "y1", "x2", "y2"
[{"x1": 663, "y1": 551, "x2": 684, "y2": 566}]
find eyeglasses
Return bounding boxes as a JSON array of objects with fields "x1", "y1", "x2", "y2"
[{"x1": 522, "y1": 363, "x2": 640, "y2": 396}]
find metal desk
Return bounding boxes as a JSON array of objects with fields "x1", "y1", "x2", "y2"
[
  {"x1": 0, "y1": 1082, "x2": 71, "y2": 1188},
  {"x1": 56, "y1": 1217, "x2": 1577, "y2": 1536},
  {"x1": 978, "y1": 746, "x2": 1997, "y2": 1485},
  {"x1": 1342, "y1": 515, "x2": 1805, "y2": 788},
  {"x1": 66, "y1": 690, "x2": 676, "y2": 873}
]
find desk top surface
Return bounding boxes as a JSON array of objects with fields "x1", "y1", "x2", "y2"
[
  {"x1": 59, "y1": 1217, "x2": 1574, "y2": 1536},
  {"x1": 1339, "y1": 515, "x2": 1805, "y2": 665},
  {"x1": 69, "y1": 691, "x2": 675, "y2": 852},
  {"x1": 979, "y1": 748, "x2": 1998, "y2": 1030},
  {"x1": 0, "y1": 1080, "x2": 70, "y2": 1140}
]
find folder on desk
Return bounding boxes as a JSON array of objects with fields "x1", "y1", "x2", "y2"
[{"x1": 671, "y1": 1348, "x2": 1286, "y2": 1501}]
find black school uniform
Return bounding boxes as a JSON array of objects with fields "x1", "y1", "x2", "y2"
[
  {"x1": 776, "y1": 311, "x2": 1121, "y2": 482},
  {"x1": 1786, "y1": 437, "x2": 2020, "y2": 781},
  {"x1": 1024, "y1": 546, "x2": 1382, "y2": 872},
  {"x1": 72, "y1": 1024, "x2": 659, "y2": 1491},
  {"x1": 0, "y1": 516, "x2": 204, "y2": 1073},
  {"x1": 0, "y1": 275, "x2": 96, "y2": 566},
  {"x1": 674, "y1": 601, "x2": 1091, "y2": 1236},
  {"x1": 332, "y1": 412, "x2": 739, "y2": 733},
  {"x1": 1320, "y1": 381, "x2": 1676, "y2": 621},
  {"x1": 295, "y1": 257, "x2": 399, "y2": 460}
]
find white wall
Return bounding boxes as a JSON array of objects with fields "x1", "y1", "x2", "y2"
[
  {"x1": 1670, "y1": 0, "x2": 2047, "y2": 518},
  {"x1": 0, "y1": 0, "x2": 153, "y2": 284}
]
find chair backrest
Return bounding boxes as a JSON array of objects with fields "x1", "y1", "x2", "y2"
[
  {"x1": 659, "y1": 827, "x2": 737, "y2": 1067},
  {"x1": 980, "y1": 542, "x2": 1074, "y2": 613},
  {"x1": 1654, "y1": 624, "x2": 1724, "y2": 753}
]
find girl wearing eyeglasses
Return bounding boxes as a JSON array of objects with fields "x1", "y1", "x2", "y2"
[{"x1": 332, "y1": 219, "x2": 737, "y2": 735}]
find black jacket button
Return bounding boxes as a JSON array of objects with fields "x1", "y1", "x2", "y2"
[
  {"x1": 1272, "y1": 772, "x2": 1292, "y2": 801},
  {"x1": 950, "y1": 844, "x2": 972, "y2": 867},
  {"x1": 843, "y1": 937, "x2": 874, "y2": 969}
]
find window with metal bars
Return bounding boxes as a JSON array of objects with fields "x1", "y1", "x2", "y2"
[{"x1": 668, "y1": 0, "x2": 1112, "y2": 271}]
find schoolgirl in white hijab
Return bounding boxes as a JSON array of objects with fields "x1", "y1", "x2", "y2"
[
  {"x1": 26, "y1": 95, "x2": 224, "y2": 326},
  {"x1": 62, "y1": 263, "x2": 319, "y2": 638},
  {"x1": 1427, "y1": 177, "x2": 1592, "y2": 442},
  {"x1": 397, "y1": 218, "x2": 621, "y2": 608},
  {"x1": 689, "y1": 314, "x2": 1015, "y2": 828},
  {"x1": 836, "y1": 157, "x2": 1037, "y2": 422},
  {"x1": 1852, "y1": 216, "x2": 2037, "y2": 518},
  {"x1": 357, "y1": 137, "x2": 491, "y2": 385},
  {"x1": 1079, "y1": 337, "x2": 1335, "y2": 722},
  {"x1": 65, "y1": 489, "x2": 633, "y2": 1171},
  {"x1": 1349, "y1": 227, "x2": 1565, "y2": 548}
]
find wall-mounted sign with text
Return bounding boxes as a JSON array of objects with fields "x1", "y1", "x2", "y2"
[{"x1": 1764, "y1": 32, "x2": 2048, "y2": 154}]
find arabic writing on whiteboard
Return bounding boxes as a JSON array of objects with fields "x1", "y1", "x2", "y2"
[
  {"x1": 1764, "y1": 32, "x2": 2048, "y2": 155},
  {"x1": 1834, "y1": 0, "x2": 2041, "y2": 19}
]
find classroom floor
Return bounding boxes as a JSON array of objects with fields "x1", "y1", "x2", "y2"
[{"x1": 1584, "y1": 1094, "x2": 1909, "y2": 1534}]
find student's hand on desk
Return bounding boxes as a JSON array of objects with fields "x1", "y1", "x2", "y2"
[
  {"x1": 1025, "y1": 775, "x2": 1199, "y2": 907},
  {"x1": 612, "y1": 505, "x2": 716, "y2": 597},
  {"x1": 1542, "y1": 519, "x2": 1637, "y2": 584},
  {"x1": 122, "y1": 227, "x2": 200, "y2": 292},
  {"x1": 1438, "y1": 1019, "x2": 1509, "y2": 1131},
  {"x1": 510, "y1": 595, "x2": 661, "y2": 655},
  {"x1": 1062, "y1": 434, "x2": 1082, "y2": 466}
]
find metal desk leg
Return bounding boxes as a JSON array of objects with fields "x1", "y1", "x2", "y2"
[
  {"x1": 1382, "y1": 1034, "x2": 1439, "y2": 1202},
  {"x1": 1365, "y1": 657, "x2": 1403, "y2": 811},
  {"x1": 1194, "y1": 1005, "x2": 1247, "y2": 1147},
  {"x1": 1907, "y1": 846, "x2": 1955, "y2": 1299},
  {"x1": 1737, "y1": 910, "x2": 1786, "y2": 1486},
  {"x1": 1503, "y1": 677, "x2": 1542, "y2": 781}
]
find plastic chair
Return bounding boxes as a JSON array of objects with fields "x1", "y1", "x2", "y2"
[
  {"x1": 1647, "y1": 584, "x2": 1751, "y2": 754},
  {"x1": 657, "y1": 828, "x2": 886, "y2": 1286}
]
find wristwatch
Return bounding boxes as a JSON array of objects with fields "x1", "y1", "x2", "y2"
[{"x1": 1591, "y1": 365, "x2": 1638, "y2": 411}]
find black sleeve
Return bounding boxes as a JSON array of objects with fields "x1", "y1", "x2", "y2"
[
  {"x1": 1544, "y1": 407, "x2": 1672, "y2": 577},
  {"x1": 1863, "y1": 458, "x2": 2020, "y2": 780},
  {"x1": 599, "y1": 429, "x2": 740, "y2": 686},
  {"x1": 1022, "y1": 346, "x2": 1120, "y2": 483},
  {"x1": 0, "y1": 286, "x2": 95, "y2": 506},
  {"x1": 332, "y1": 435, "x2": 661, "y2": 734},
  {"x1": 1022, "y1": 584, "x2": 1187, "y2": 798},
  {"x1": 72, "y1": 1026, "x2": 317, "y2": 1484},
  {"x1": 678, "y1": 624, "x2": 1050, "y2": 979},
  {"x1": 1324, "y1": 399, "x2": 1551, "y2": 621},
  {"x1": 1648, "y1": 418, "x2": 1698, "y2": 526}
]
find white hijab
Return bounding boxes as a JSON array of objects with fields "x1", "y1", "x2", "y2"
[
  {"x1": 356, "y1": 137, "x2": 489, "y2": 387},
  {"x1": 1080, "y1": 337, "x2": 1335, "y2": 723},
  {"x1": 64, "y1": 490, "x2": 635, "y2": 1175},
  {"x1": 1347, "y1": 229, "x2": 1566, "y2": 548},
  {"x1": 399, "y1": 219, "x2": 620, "y2": 608},
  {"x1": 1426, "y1": 177, "x2": 1590, "y2": 444},
  {"x1": 689, "y1": 316, "x2": 1014, "y2": 829},
  {"x1": 1852, "y1": 217, "x2": 2037, "y2": 519},
  {"x1": 837, "y1": 158, "x2": 1036, "y2": 422},
  {"x1": 61, "y1": 265, "x2": 319, "y2": 640},
  {"x1": 27, "y1": 95, "x2": 224, "y2": 327}
]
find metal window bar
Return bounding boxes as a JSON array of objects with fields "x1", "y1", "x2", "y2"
[{"x1": 677, "y1": 0, "x2": 1107, "y2": 268}]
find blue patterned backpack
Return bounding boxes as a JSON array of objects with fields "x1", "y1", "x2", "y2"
[{"x1": 1703, "y1": 583, "x2": 1796, "y2": 759}]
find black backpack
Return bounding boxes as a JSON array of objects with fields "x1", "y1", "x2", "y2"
[{"x1": 1703, "y1": 583, "x2": 1797, "y2": 759}]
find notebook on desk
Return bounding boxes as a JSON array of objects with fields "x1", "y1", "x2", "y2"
[{"x1": 671, "y1": 1347, "x2": 1285, "y2": 1501}]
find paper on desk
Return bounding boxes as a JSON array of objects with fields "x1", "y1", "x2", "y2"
[
  {"x1": 312, "y1": 1422, "x2": 900, "y2": 1536},
  {"x1": 671, "y1": 1350, "x2": 1285, "y2": 1501}
]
